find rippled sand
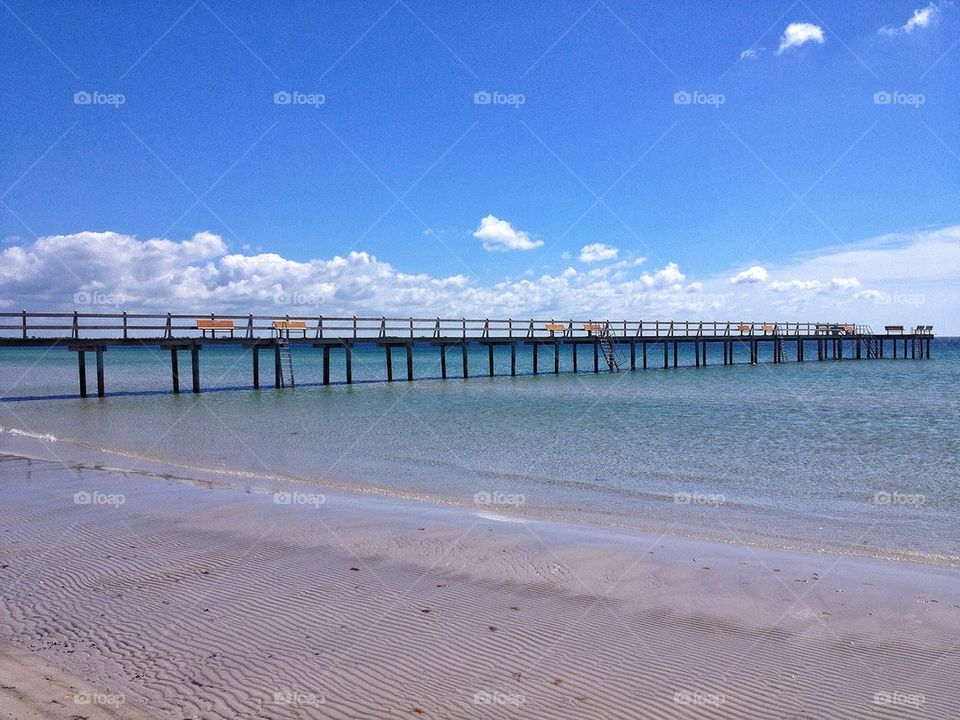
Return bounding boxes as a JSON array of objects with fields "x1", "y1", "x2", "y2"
[{"x1": 1, "y1": 454, "x2": 959, "y2": 718}]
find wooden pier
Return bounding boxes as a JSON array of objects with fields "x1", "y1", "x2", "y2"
[{"x1": 0, "y1": 312, "x2": 934, "y2": 398}]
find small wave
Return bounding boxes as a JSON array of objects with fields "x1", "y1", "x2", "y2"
[{"x1": 1, "y1": 426, "x2": 58, "y2": 442}]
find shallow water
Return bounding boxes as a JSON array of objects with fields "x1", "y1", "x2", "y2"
[{"x1": 1, "y1": 339, "x2": 957, "y2": 564}]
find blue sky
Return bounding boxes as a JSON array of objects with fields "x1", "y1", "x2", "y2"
[{"x1": 1, "y1": 1, "x2": 958, "y2": 328}]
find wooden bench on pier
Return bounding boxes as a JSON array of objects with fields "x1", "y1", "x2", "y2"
[
  {"x1": 544, "y1": 323, "x2": 567, "y2": 337},
  {"x1": 272, "y1": 319, "x2": 308, "y2": 338},
  {"x1": 738, "y1": 324, "x2": 753, "y2": 334},
  {"x1": 196, "y1": 319, "x2": 235, "y2": 338},
  {"x1": 761, "y1": 323, "x2": 775, "y2": 334},
  {"x1": 885, "y1": 325, "x2": 904, "y2": 334},
  {"x1": 582, "y1": 322, "x2": 605, "y2": 335}
]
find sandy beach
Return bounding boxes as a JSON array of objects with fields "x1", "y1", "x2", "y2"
[{"x1": 1, "y1": 452, "x2": 958, "y2": 718}]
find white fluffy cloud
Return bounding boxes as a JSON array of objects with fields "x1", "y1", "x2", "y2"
[
  {"x1": 777, "y1": 23, "x2": 825, "y2": 54},
  {"x1": 730, "y1": 266, "x2": 769, "y2": 284},
  {"x1": 472, "y1": 215, "x2": 543, "y2": 252},
  {"x1": 880, "y1": 2, "x2": 945, "y2": 35},
  {"x1": 579, "y1": 243, "x2": 619, "y2": 263},
  {"x1": 769, "y1": 279, "x2": 821, "y2": 292},
  {"x1": 830, "y1": 276, "x2": 860, "y2": 290}
]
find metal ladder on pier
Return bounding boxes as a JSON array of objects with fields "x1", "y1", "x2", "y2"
[
  {"x1": 775, "y1": 331, "x2": 788, "y2": 363},
  {"x1": 859, "y1": 325, "x2": 881, "y2": 358},
  {"x1": 278, "y1": 341, "x2": 296, "y2": 387},
  {"x1": 597, "y1": 324, "x2": 626, "y2": 372}
]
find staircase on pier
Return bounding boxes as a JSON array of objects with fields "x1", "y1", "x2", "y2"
[
  {"x1": 277, "y1": 340, "x2": 296, "y2": 387},
  {"x1": 859, "y1": 325, "x2": 881, "y2": 358},
  {"x1": 596, "y1": 323, "x2": 626, "y2": 372}
]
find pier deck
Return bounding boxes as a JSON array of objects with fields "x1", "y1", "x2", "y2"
[{"x1": 0, "y1": 312, "x2": 934, "y2": 397}]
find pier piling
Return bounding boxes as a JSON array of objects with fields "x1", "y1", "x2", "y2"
[
  {"x1": 172, "y1": 348, "x2": 181, "y2": 392},
  {"x1": 191, "y1": 344, "x2": 200, "y2": 393},
  {"x1": 77, "y1": 351, "x2": 86, "y2": 397}
]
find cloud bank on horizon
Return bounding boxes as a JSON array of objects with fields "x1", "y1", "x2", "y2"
[{"x1": 2, "y1": 225, "x2": 957, "y2": 331}]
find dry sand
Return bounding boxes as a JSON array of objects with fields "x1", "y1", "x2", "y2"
[{"x1": 1, "y1": 453, "x2": 959, "y2": 718}]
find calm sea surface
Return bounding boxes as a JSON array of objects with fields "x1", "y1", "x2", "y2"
[{"x1": 2, "y1": 339, "x2": 958, "y2": 564}]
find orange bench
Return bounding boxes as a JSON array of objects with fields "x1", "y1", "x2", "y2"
[
  {"x1": 738, "y1": 324, "x2": 752, "y2": 334},
  {"x1": 273, "y1": 319, "x2": 308, "y2": 338},
  {"x1": 761, "y1": 323, "x2": 775, "y2": 334},
  {"x1": 583, "y1": 322, "x2": 605, "y2": 334},
  {"x1": 544, "y1": 323, "x2": 567, "y2": 336},
  {"x1": 196, "y1": 319, "x2": 235, "y2": 338}
]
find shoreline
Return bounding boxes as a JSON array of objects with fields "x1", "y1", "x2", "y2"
[
  {"x1": 2, "y1": 425, "x2": 959, "y2": 571},
  {"x1": 2, "y1": 451, "x2": 959, "y2": 718}
]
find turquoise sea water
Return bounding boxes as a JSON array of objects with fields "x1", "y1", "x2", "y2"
[{"x1": 1, "y1": 339, "x2": 958, "y2": 564}]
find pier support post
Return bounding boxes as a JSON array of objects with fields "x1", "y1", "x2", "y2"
[
  {"x1": 702, "y1": 341, "x2": 707, "y2": 366},
  {"x1": 554, "y1": 341, "x2": 560, "y2": 374},
  {"x1": 385, "y1": 346, "x2": 393, "y2": 382},
  {"x1": 406, "y1": 343, "x2": 414, "y2": 381},
  {"x1": 275, "y1": 346, "x2": 283, "y2": 387},
  {"x1": 663, "y1": 341, "x2": 668, "y2": 369},
  {"x1": 173, "y1": 348, "x2": 182, "y2": 392},
  {"x1": 573, "y1": 344, "x2": 578, "y2": 373},
  {"x1": 511, "y1": 343, "x2": 517, "y2": 376},
  {"x1": 893, "y1": 339, "x2": 898, "y2": 359},
  {"x1": 533, "y1": 343, "x2": 539, "y2": 375},
  {"x1": 912, "y1": 338, "x2": 916, "y2": 359},
  {"x1": 695, "y1": 342, "x2": 700, "y2": 367},
  {"x1": 440, "y1": 345, "x2": 447, "y2": 379},
  {"x1": 77, "y1": 351, "x2": 87, "y2": 397},
  {"x1": 345, "y1": 344, "x2": 353, "y2": 384},
  {"x1": 191, "y1": 344, "x2": 200, "y2": 393},
  {"x1": 630, "y1": 342, "x2": 636, "y2": 370},
  {"x1": 462, "y1": 343, "x2": 468, "y2": 378},
  {"x1": 95, "y1": 348, "x2": 105, "y2": 397},
  {"x1": 323, "y1": 346, "x2": 331, "y2": 385},
  {"x1": 673, "y1": 342, "x2": 678, "y2": 368},
  {"x1": 593, "y1": 342, "x2": 599, "y2": 373},
  {"x1": 488, "y1": 344, "x2": 495, "y2": 377},
  {"x1": 856, "y1": 339, "x2": 861, "y2": 360},
  {"x1": 642, "y1": 342, "x2": 647, "y2": 369}
]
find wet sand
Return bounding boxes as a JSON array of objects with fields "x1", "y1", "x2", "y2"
[{"x1": 1, "y1": 453, "x2": 958, "y2": 718}]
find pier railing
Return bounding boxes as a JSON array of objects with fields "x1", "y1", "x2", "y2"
[{"x1": 0, "y1": 312, "x2": 936, "y2": 341}]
